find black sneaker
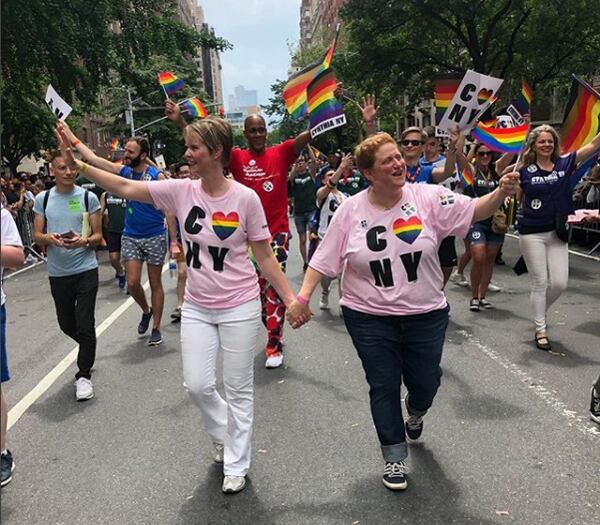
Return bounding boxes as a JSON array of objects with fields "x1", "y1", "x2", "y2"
[
  {"x1": 405, "y1": 396, "x2": 424, "y2": 441},
  {"x1": 382, "y1": 461, "x2": 408, "y2": 490},
  {"x1": 479, "y1": 298, "x2": 493, "y2": 309},
  {"x1": 148, "y1": 329, "x2": 163, "y2": 346},
  {"x1": 137, "y1": 309, "x2": 153, "y2": 335},
  {"x1": 591, "y1": 385, "x2": 600, "y2": 424},
  {"x1": 302, "y1": 262, "x2": 308, "y2": 272},
  {"x1": 495, "y1": 255, "x2": 506, "y2": 266},
  {"x1": 1, "y1": 450, "x2": 15, "y2": 487},
  {"x1": 469, "y1": 298, "x2": 480, "y2": 312}
]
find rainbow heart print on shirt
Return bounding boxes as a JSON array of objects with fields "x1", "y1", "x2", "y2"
[
  {"x1": 393, "y1": 216, "x2": 423, "y2": 244},
  {"x1": 212, "y1": 211, "x2": 239, "y2": 240}
]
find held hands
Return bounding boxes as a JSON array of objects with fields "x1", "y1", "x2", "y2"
[
  {"x1": 286, "y1": 300, "x2": 313, "y2": 329},
  {"x1": 360, "y1": 94, "x2": 379, "y2": 125},
  {"x1": 447, "y1": 126, "x2": 463, "y2": 151}
]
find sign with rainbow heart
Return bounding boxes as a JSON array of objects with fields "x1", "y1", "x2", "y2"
[
  {"x1": 437, "y1": 70, "x2": 503, "y2": 133},
  {"x1": 393, "y1": 216, "x2": 423, "y2": 245},
  {"x1": 212, "y1": 211, "x2": 239, "y2": 240}
]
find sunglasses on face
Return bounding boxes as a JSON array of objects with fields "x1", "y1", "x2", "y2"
[
  {"x1": 401, "y1": 140, "x2": 424, "y2": 147},
  {"x1": 477, "y1": 151, "x2": 492, "y2": 157}
]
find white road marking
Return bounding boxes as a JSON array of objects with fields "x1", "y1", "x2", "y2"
[
  {"x1": 456, "y1": 329, "x2": 600, "y2": 439},
  {"x1": 8, "y1": 267, "x2": 167, "y2": 429}
]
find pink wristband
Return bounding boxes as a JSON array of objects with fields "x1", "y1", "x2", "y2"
[{"x1": 296, "y1": 295, "x2": 309, "y2": 305}]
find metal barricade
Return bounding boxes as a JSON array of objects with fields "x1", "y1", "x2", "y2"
[
  {"x1": 14, "y1": 206, "x2": 45, "y2": 261},
  {"x1": 571, "y1": 193, "x2": 600, "y2": 255}
]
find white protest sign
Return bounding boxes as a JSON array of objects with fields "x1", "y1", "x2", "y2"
[
  {"x1": 497, "y1": 114, "x2": 516, "y2": 128},
  {"x1": 506, "y1": 104, "x2": 525, "y2": 125},
  {"x1": 438, "y1": 70, "x2": 503, "y2": 132},
  {"x1": 154, "y1": 154, "x2": 166, "y2": 169},
  {"x1": 310, "y1": 114, "x2": 346, "y2": 139},
  {"x1": 45, "y1": 84, "x2": 72, "y2": 121},
  {"x1": 435, "y1": 127, "x2": 450, "y2": 138}
]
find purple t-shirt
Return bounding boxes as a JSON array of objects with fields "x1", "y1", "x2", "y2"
[{"x1": 518, "y1": 153, "x2": 577, "y2": 233}]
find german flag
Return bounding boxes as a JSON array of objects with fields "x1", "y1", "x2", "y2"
[{"x1": 561, "y1": 75, "x2": 600, "y2": 153}]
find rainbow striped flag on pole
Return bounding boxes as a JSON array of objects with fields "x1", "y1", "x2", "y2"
[
  {"x1": 181, "y1": 97, "x2": 208, "y2": 118},
  {"x1": 471, "y1": 122, "x2": 529, "y2": 153},
  {"x1": 434, "y1": 77, "x2": 461, "y2": 125},
  {"x1": 110, "y1": 138, "x2": 121, "y2": 151},
  {"x1": 513, "y1": 79, "x2": 534, "y2": 116},
  {"x1": 282, "y1": 25, "x2": 340, "y2": 120},
  {"x1": 561, "y1": 75, "x2": 600, "y2": 153},
  {"x1": 157, "y1": 71, "x2": 185, "y2": 97},
  {"x1": 307, "y1": 68, "x2": 346, "y2": 139}
]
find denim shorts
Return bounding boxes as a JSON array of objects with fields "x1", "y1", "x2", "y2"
[
  {"x1": 294, "y1": 211, "x2": 315, "y2": 234},
  {"x1": 468, "y1": 221, "x2": 505, "y2": 245}
]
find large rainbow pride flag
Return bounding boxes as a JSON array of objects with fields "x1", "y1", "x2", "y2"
[
  {"x1": 307, "y1": 68, "x2": 346, "y2": 139},
  {"x1": 561, "y1": 75, "x2": 600, "y2": 153}
]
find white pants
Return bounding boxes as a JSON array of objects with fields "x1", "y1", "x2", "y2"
[
  {"x1": 519, "y1": 231, "x2": 569, "y2": 332},
  {"x1": 181, "y1": 297, "x2": 261, "y2": 476}
]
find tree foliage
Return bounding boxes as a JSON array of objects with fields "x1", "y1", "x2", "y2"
[
  {"x1": 337, "y1": 0, "x2": 600, "y2": 114},
  {"x1": 1, "y1": 0, "x2": 230, "y2": 173}
]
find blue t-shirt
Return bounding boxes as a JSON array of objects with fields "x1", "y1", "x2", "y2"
[
  {"x1": 518, "y1": 153, "x2": 577, "y2": 233},
  {"x1": 406, "y1": 164, "x2": 434, "y2": 184},
  {"x1": 119, "y1": 165, "x2": 166, "y2": 238},
  {"x1": 33, "y1": 187, "x2": 100, "y2": 277}
]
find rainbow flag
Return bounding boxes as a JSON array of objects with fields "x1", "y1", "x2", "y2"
[
  {"x1": 561, "y1": 75, "x2": 600, "y2": 153},
  {"x1": 181, "y1": 97, "x2": 208, "y2": 118},
  {"x1": 471, "y1": 122, "x2": 529, "y2": 153},
  {"x1": 513, "y1": 79, "x2": 534, "y2": 116},
  {"x1": 157, "y1": 71, "x2": 185, "y2": 97},
  {"x1": 307, "y1": 68, "x2": 346, "y2": 139},
  {"x1": 282, "y1": 26, "x2": 340, "y2": 120},
  {"x1": 110, "y1": 138, "x2": 121, "y2": 151},
  {"x1": 459, "y1": 166, "x2": 474, "y2": 187},
  {"x1": 478, "y1": 116, "x2": 498, "y2": 127},
  {"x1": 434, "y1": 77, "x2": 461, "y2": 125}
]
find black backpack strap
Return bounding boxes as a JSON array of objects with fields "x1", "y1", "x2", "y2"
[
  {"x1": 42, "y1": 189, "x2": 51, "y2": 213},
  {"x1": 84, "y1": 190, "x2": 90, "y2": 212}
]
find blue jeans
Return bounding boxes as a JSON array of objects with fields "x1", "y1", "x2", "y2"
[{"x1": 342, "y1": 304, "x2": 450, "y2": 462}]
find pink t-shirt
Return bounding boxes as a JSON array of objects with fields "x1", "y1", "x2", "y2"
[
  {"x1": 148, "y1": 179, "x2": 271, "y2": 309},
  {"x1": 309, "y1": 184, "x2": 476, "y2": 316}
]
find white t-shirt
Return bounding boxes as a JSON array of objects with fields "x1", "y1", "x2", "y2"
[
  {"x1": 1, "y1": 207, "x2": 23, "y2": 305},
  {"x1": 309, "y1": 184, "x2": 476, "y2": 316},
  {"x1": 317, "y1": 190, "x2": 348, "y2": 240}
]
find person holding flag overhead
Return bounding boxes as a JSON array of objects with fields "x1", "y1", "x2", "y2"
[{"x1": 517, "y1": 120, "x2": 600, "y2": 351}]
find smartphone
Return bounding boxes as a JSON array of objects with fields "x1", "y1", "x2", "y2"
[{"x1": 59, "y1": 230, "x2": 76, "y2": 240}]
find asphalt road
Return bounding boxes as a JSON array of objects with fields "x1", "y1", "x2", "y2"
[{"x1": 1, "y1": 235, "x2": 599, "y2": 525}]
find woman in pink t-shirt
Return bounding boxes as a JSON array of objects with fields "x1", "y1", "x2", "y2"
[
  {"x1": 55, "y1": 118, "x2": 302, "y2": 495},
  {"x1": 287, "y1": 133, "x2": 519, "y2": 491}
]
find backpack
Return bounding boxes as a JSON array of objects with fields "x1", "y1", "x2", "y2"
[{"x1": 41, "y1": 188, "x2": 90, "y2": 233}]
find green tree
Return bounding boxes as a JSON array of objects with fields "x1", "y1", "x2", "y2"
[
  {"x1": 338, "y1": 0, "x2": 600, "y2": 112},
  {"x1": 1, "y1": 0, "x2": 230, "y2": 174}
]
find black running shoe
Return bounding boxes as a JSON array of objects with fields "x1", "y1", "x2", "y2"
[
  {"x1": 382, "y1": 461, "x2": 408, "y2": 490},
  {"x1": 137, "y1": 309, "x2": 152, "y2": 335},
  {"x1": 1, "y1": 450, "x2": 15, "y2": 487},
  {"x1": 148, "y1": 329, "x2": 163, "y2": 346},
  {"x1": 469, "y1": 298, "x2": 480, "y2": 312},
  {"x1": 591, "y1": 385, "x2": 600, "y2": 424}
]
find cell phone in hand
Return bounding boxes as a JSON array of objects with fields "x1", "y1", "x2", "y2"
[{"x1": 59, "y1": 230, "x2": 76, "y2": 240}]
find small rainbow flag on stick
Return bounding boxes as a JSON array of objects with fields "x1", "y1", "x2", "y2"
[
  {"x1": 513, "y1": 79, "x2": 534, "y2": 116},
  {"x1": 471, "y1": 122, "x2": 529, "y2": 153},
  {"x1": 459, "y1": 166, "x2": 474, "y2": 187},
  {"x1": 110, "y1": 138, "x2": 121, "y2": 151},
  {"x1": 157, "y1": 71, "x2": 185, "y2": 97},
  {"x1": 306, "y1": 68, "x2": 346, "y2": 139},
  {"x1": 434, "y1": 77, "x2": 461, "y2": 125},
  {"x1": 181, "y1": 97, "x2": 208, "y2": 118},
  {"x1": 561, "y1": 75, "x2": 600, "y2": 153}
]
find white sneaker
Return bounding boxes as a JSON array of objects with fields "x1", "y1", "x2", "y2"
[
  {"x1": 319, "y1": 291, "x2": 330, "y2": 310},
  {"x1": 222, "y1": 475, "x2": 246, "y2": 494},
  {"x1": 213, "y1": 442, "x2": 224, "y2": 463},
  {"x1": 488, "y1": 281, "x2": 502, "y2": 292},
  {"x1": 265, "y1": 353, "x2": 283, "y2": 369},
  {"x1": 450, "y1": 271, "x2": 469, "y2": 287},
  {"x1": 74, "y1": 378, "x2": 94, "y2": 401}
]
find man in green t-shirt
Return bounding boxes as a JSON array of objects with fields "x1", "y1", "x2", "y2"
[
  {"x1": 288, "y1": 155, "x2": 316, "y2": 271},
  {"x1": 100, "y1": 190, "x2": 127, "y2": 290}
]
